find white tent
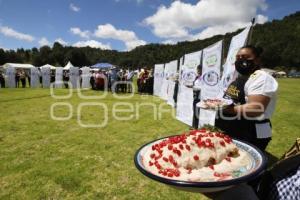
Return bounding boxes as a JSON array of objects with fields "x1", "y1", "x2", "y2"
[
  {"x1": 2, "y1": 63, "x2": 34, "y2": 69},
  {"x1": 63, "y1": 61, "x2": 74, "y2": 70},
  {"x1": 40, "y1": 64, "x2": 56, "y2": 70},
  {"x1": 261, "y1": 68, "x2": 276, "y2": 75},
  {"x1": 276, "y1": 71, "x2": 287, "y2": 75}
]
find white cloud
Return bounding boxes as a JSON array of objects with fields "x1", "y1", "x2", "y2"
[
  {"x1": 256, "y1": 14, "x2": 268, "y2": 24},
  {"x1": 0, "y1": 26, "x2": 34, "y2": 42},
  {"x1": 94, "y1": 23, "x2": 146, "y2": 50},
  {"x1": 55, "y1": 38, "x2": 68, "y2": 46},
  {"x1": 39, "y1": 37, "x2": 50, "y2": 46},
  {"x1": 70, "y1": 3, "x2": 80, "y2": 12},
  {"x1": 70, "y1": 27, "x2": 90, "y2": 39},
  {"x1": 162, "y1": 39, "x2": 178, "y2": 45},
  {"x1": 73, "y1": 40, "x2": 111, "y2": 50},
  {"x1": 144, "y1": 0, "x2": 268, "y2": 41}
]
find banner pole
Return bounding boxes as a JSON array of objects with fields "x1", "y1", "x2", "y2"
[{"x1": 247, "y1": 17, "x2": 256, "y2": 45}]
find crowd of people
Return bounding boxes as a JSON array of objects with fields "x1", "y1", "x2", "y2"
[
  {"x1": 14, "y1": 69, "x2": 30, "y2": 88},
  {"x1": 137, "y1": 68, "x2": 154, "y2": 94},
  {"x1": 0, "y1": 67, "x2": 155, "y2": 95},
  {"x1": 89, "y1": 68, "x2": 154, "y2": 94}
]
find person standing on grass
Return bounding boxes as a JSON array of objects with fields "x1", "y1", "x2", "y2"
[
  {"x1": 126, "y1": 69, "x2": 134, "y2": 93},
  {"x1": 137, "y1": 68, "x2": 144, "y2": 93},
  {"x1": 215, "y1": 45, "x2": 278, "y2": 151},
  {"x1": 186, "y1": 64, "x2": 202, "y2": 129},
  {"x1": 20, "y1": 69, "x2": 26, "y2": 88},
  {"x1": 0, "y1": 71, "x2": 5, "y2": 88},
  {"x1": 15, "y1": 69, "x2": 20, "y2": 88}
]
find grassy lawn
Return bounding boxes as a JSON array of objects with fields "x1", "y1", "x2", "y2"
[{"x1": 0, "y1": 78, "x2": 299, "y2": 200}]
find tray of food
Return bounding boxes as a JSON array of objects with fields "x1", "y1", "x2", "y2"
[
  {"x1": 134, "y1": 127, "x2": 267, "y2": 193},
  {"x1": 196, "y1": 99, "x2": 233, "y2": 110}
]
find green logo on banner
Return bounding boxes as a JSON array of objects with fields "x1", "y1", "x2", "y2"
[
  {"x1": 186, "y1": 60, "x2": 197, "y2": 69},
  {"x1": 205, "y1": 54, "x2": 218, "y2": 67}
]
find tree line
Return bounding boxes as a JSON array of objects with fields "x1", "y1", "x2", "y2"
[{"x1": 0, "y1": 11, "x2": 299, "y2": 71}]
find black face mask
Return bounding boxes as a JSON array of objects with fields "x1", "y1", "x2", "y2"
[{"x1": 235, "y1": 59, "x2": 257, "y2": 76}]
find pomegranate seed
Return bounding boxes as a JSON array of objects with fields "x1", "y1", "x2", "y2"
[
  {"x1": 214, "y1": 172, "x2": 221, "y2": 177},
  {"x1": 175, "y1": 150, "x2": 182, "y2": 157},
  {"x1": 179, "y1": 144, "x2": 184, "y2": 150},
  {"x1": 168, "y1": 144, "x2": 173, "y2": 150},
  {"x1": 167, "y1": 173, "x2": 174, "y2": 177},
  {"x1": 155, "y1": 163, "x2": 162, "y2": 169},
  {"x1": 174, "y1": 169, "x2": 180, "y2": 177},
  {"x1": 150, "y1": 153, "x2": 155, "y2": 159},
  {"x1": 209, "y1": 165, "x2": 214, "y2": 170},
  {"x1": 173, "y1": 161, "x2": 178, "y2": 167},
  {"x1": 193, "y1": 155, "x2": 199, "y2": 160},
  {"x1": 220, "y1": 141, "x2": 225, "y2": 147},
  {"x1": 163, "y1": 157, "x2": 169, "y2": 162},
  {"x1": 185, "y1": 145, "x2": 191, "y2": 151},
  {"x1": 186, "y1": 167, "x2": 192, "y2": 174},
  {"x1": 225, "y1": 157, "x2": 231, "y2": 162},
  {"x1": 149, "y1": 161, "x2": 153, "y2": 166}
]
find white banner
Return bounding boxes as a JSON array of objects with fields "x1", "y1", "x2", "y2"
[
  {"x1": 201, "y1": 40, "x2": 223, "y2": 99},
  {"x1": 199, "y1": 40, "x2": 222, "y2": 127},
  {"x1": 70, "y1": 67, "x2": 79, "y2": 88},
  {"x1": 5, "y1": 66, "x2": 15, "y2": 88},
  {"x1": 220, "y1": 26, "x2": 250, "y2": 93},
  {"x1": 41, "y1": 66, "x2": 50, "y2": 88},
  {"x1": 30, "y1": 67, "x2": 40, "y2": 88},
  {"x1": 159, "y1": 63, "x2": 170, "y2": 100},
  {"x1": 55, "y1": 67, "x2": 63, "y2": 88},
  {"x1": 153, "y1": 64, "x2": 164, "y2": 96},
  {"x1": 176, "y1": 51, "x2": 202, "y2": 126},
  {"x1": 167, "y1": 60, "x2": 178, "y2": 107},
  {"x1": 81, "y1": 67, "x2": 91, "y2": 89}
]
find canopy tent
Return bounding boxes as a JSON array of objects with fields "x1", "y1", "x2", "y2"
[
  {"x1": 90, "y1": 68, "x2": 99, "y2": 72},
  {"x1": 276, "y1": 71, "x2": 287, "y2": 75},
  {"x1": 79, "y1": 66, "x2": 91, "y2": 71},
  {"x1": 275, "y1": 71, "x2": 287, "y2": 77},
  {"x1": 90, "y1": 63, "x2": 114, "y2": 70},
  {"x1": 261, "y1": 68, "x2": 276, "y2": 75},
  {"x1": 2, "y1": 63, "x2": 34, "y2": 69},
  {"x1": 40, "y1": 64, "x2": 56, "y2": 70},
  {"x1": 63, "y1": 61, "x2": 74, "y2": 70}
]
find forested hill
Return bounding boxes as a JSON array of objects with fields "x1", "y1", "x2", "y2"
[{"x1": 0, "y1": 11, "x2": 299, "y2": 70}]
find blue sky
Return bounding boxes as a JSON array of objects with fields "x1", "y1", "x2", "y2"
[{"x1": 0, "y1": 0, "x2": 299, "y2": 51}]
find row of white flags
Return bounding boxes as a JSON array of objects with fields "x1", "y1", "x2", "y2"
[
  {"x1": 153, "y1": 26, "x2": 251, "y2": 127},
  {"x1": 5, "y1": 66, "x2": 91, "y2": 89}
]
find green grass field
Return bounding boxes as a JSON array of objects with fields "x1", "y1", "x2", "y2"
[{"x1": 0, "y1": 78, "x2": 299, "y2": 200}]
